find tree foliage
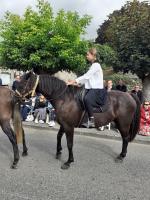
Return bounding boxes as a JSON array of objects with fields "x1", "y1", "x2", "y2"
[
  {"x1": 95, "y1": 44, "x2": 117, "y2": 69},
  {"x1": 0, "y1": 0, "x2": 91, "y2": 74},
  {"x1": 96, "y1": 0, "x2": 150, "y2": 80}
]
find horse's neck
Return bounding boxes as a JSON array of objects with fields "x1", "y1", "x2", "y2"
[{"x1": 37, "y1": 79, "x2": 66, "y2": 109}]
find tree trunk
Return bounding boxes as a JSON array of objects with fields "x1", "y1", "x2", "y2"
[{"x1": 142, "y1": 74, "x2": 150, "y2": 102}]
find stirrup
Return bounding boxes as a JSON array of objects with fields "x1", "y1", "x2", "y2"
[
  {"x1": 82, "y1": 121, "x2": 95, "y2": 128},
  {"x1": 88, "y1": 121, "x2": 95, "y2": 128}
]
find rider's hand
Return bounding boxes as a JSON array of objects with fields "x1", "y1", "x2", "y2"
[{"x1": 66, "y1": 80, "x2": 76, "y2": 85}]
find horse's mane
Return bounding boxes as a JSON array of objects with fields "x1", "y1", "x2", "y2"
[{"x1": 39, "y1": 74, "x2": 82, "y2": 99}]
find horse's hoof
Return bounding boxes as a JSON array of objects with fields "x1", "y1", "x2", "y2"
[
  {"x1": 22, "y1": 152, "x2": 28, "y2": 157},
  {"x1": 56, "y1": 151, "x2": 61, "y2": 159},
  {"x1": 56, "y1": 152, "x2": 62, "y2": 160},
  {"x1": 115, "y1": 155, "x2": 124, "y2": 163},
  {"x1": 61, "y1": 162, "x2": 70, "y2": 170},
  {"x1": 10, "y1": 164, "x2": 18, "y2": 169}
]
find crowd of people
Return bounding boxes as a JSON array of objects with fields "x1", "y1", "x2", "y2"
[
  {"x1": 104, "y1": 79, "x2": 150, "y2": 136},
  {"x1": 21, "y1": 93, "x2": 56, "y2": 127}
]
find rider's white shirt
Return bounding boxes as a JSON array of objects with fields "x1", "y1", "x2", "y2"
[{"x1": 76, "y1": 62, "x2": 103, "y2": 89}]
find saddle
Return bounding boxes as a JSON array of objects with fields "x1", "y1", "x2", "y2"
[
  {"x1": 75, "y1": 88, "x2": 108, "y2": 127},
  {"x1": 76, "y1": 88, "x2": 107, "y2": 111}
]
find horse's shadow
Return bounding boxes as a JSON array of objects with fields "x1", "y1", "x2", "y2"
[
  {"x1": 28, "y1": 134, "x2": 122, "y2": 165},
  {"x1": 88, "y1": 140, "x2": 120, "y2": 159},
  {"x1": 74, "y1": 135, "x2": 121, "y2": 162},
  {"x1": 30, "y1": 138, "x2": 57, "y2": 158}
]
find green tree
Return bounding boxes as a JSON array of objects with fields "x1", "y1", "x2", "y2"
[
  {"x1": 96, "y1": 0, "x2": 150, "y2": 100},
  {"x1": 95, "y1": 44, "x2": 117, "y2": 70},
  {"x1": 95, "y1": 10, "x2": 121, "y2": 44},
  {"x1": 0, "y1": 0, "x2": 91, "y2": 74}
]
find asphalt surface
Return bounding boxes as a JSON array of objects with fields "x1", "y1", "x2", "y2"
[
  {"x1": 23, "y1": 121, "x2": 150, "y2": 145},
  {"x1": 0, "y1": 127, "x2": 150, "y2": 200}
]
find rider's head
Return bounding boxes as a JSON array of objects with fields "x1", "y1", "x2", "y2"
[{"x1": 86, "y1": 48, "x2": 97, "y2": 63}]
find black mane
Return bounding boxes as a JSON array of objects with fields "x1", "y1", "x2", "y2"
[{"x1": 39, "y1": 74, "x2": 82, "y2": 99}]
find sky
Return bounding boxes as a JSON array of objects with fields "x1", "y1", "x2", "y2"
[{"x1": 0, "y1": 0, "x2": 131, "y2": 39}]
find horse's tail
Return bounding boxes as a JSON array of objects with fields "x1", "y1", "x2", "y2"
[
  {"x1": 12, "y1": 102, "x2": 23, "y2": 144},
  {"x1": 129, "y1": 94, "x2": 141, "y2": 142}
]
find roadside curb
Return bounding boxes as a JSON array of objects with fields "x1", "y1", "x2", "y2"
[{"x1": 23, "y1": 122, "x2": 150, "y2": 145}]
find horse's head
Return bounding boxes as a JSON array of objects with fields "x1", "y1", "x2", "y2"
[{"x1": 16, "y1": 71, "x2": 39, "y2": 98}]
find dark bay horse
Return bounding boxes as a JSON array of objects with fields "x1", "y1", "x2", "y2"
[
  {"x1": 0, "y1": 86, "x2": 28, "y2": 168},
  {"x1": 16, "y1": 72, "x2": 140, "y2": 169}
]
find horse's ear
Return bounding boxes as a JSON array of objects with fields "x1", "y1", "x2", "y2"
[
  {"x1": 22, "y1": 70, "x2": 34, "y2": 80},
  {"x1": 30, "y1": 68, "x2": 36, "y2": 75},
  {"x1": 30, "y1": 69, "x2": 34, "y2": 74}
]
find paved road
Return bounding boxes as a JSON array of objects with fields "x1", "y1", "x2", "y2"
[{"x1": 0, "y1": 127, "x2": 150, "y2": 200}]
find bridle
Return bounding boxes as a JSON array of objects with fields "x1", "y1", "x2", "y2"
[
  {"x1": 15, "y1": 75, "x2": 39, "y2": 99},
  {"x1": 15, "y1": 73, "x2": 69, "y2": 101}
]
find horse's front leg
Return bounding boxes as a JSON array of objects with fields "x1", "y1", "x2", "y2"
[
  {"x1": 56, "y1": 125, "x2": 64, "y2": 159},
  {"x1": 61, "y1": 128, "x2": 74, "y2": 170}
]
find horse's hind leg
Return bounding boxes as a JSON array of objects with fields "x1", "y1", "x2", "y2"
[
  {"x1": 61, "y1": 128, "x2": 74, "y2": 170},
  {"x1": 56, "y1": 125, "x2": 64, "y2": 159},
  {"x1": 115, "y1": 120, "x2": 130, "y2": 162},
  {"x1": 1, "y1": 121, "x2": 19, "y2": 169},
  {"x1": 116, "y1": 136, "x2": 129, "y2": 162},
  {"x1": 22, "y1": 128, "x2": 28, "y2": 156}
]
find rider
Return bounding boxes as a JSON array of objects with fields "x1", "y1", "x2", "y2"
[{"x1": 67, "y1": 47, "x2": 105, "y2": 128}]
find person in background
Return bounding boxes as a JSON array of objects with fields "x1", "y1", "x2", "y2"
[
  {"x1": 34, "y1": 95, "x2": 48, "y2": 123},
  {"x1": 105, "y1": 80, "x2": 115, "y2": 91},
  {"x1": 131, "y1": 85, "x2": 143, "y2": 104},
  {"x1": 12, "y1": 75, "x2": 20, "y2": 91},
  {"x1": 21, "y1": 98, "x2": 32, "y2": 121},
  {"x1": 115, "y1": 80, "x2": 127, "y2": 92},
  {"x1": 23, "y1": 96, "x2": 37, "y2": 122},
  {"x1": 47, "y1": 102, "x2": 56, "y2": 127},
  {"x1": 139, "y1": 101, "x2": 150, "y2": 136}
]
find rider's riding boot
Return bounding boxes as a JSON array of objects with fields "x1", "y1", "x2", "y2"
[
  {"x1": 88, "y1": 117, "x2": 95, "y2": 128},
  {"x1": 81, "y1": 117, "x2": 95, "y2": 128}
]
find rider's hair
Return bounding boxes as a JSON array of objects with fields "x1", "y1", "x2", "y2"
[{"x1": 88, "y1": 48, "x2": 97, "y2": 58}]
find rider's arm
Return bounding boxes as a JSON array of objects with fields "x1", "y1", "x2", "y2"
[{"x1": 76, "y1": 63, "x2": 101, "y2": 84}]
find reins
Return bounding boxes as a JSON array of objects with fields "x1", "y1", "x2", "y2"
[{"x1": 48, "y1": 84, "x2": 68, "y2": 101}]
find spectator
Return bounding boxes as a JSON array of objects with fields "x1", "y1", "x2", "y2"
[
  {"x1": 47, "y1": 102, "x2": 56, "y2": 127},
  {"x1": 34, "y1": 95, "x2": 48, "y2": 123},
  {"x1": 12, "y1": 75, "x2": 20, "y2": 91},
  {"x1": 115, "y1": 80, "x2": 127, "y2": 92},
  {"x1": 21, "y1": 99, "x2": 32, "y2": 121},
  {"x1": 23, "y1": 96, "x2": 36, "y2": 122},
  {"x1": 131, "y1": 85, "x2": 143, "y2": 104},
  {"x1": 139, "y1": 101, "x2": 150, "y2": 136},
  {"x1": 0, "y1": 77, "x2": 2, "y2": 86},
  {"x1": 105, "y1": 80, "x2": 115, "y2": 91}
]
